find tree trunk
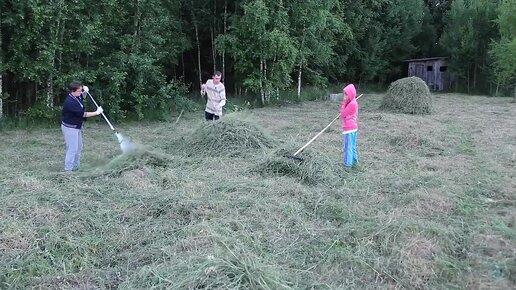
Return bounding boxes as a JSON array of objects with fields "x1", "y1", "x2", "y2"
[
  {"x1": 194, "y1": 22, "x2": 202, "y2": 91},
  {"x1": 190, "y1": 0, "x2": 202, "y2": 92},
  {"x1": 0, "y1": 20, "x2": 2, "y2": 119},
  {"x1": 264, "y1": 61, "x2": 268, "y2": 103},
  {"x1": 211, "y1": 0, "x2": 216, "y2": 73},
  {"x1": 46, "y1": 68, "x2": 54, "y2": 108},
  {"x1": 222, "y1": 0, "x2": 227, "y2": 79},
  {"x1": 297, "y1": 65, "x2": 302, "y2": 98},
  {"x1": 514, "y1": 85, "x2": 516, "y2": 103},
  {"x1": 211, "y1": 26, "x2": 216, "y2": 73},
  {"x1": 134, "y1": 0, "x2": 141, "y2": 42},
  {"x1": 181, "y1": 53, "x2": 185, "y2": 80},
  {"x1": 46, "y1": 0, "x2": 64, "y2": 108},
  {"x1": 260, "y1": 57, "x2": 264, "y2": 105},
  {"x1": 467, "y1": 67, "x2": 470, "y2": 93},
  {"x1": 473, "y1": 64, "x2": 477, "y2": 90}
]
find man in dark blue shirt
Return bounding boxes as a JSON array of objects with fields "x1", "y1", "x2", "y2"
[{"x1": 61, "y1": 81, "x2": 103, "y2": 172}]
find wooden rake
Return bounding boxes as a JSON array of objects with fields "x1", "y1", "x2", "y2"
[{"x1": 285, "y1": 94, "x2": 363, "y2": 161}]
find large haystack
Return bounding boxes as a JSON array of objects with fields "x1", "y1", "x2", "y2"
[
  {"x1": 380, "y1": 76, "x2": 433, "y2": 114},
  {"x1": 186, "y1": 116, "x2": 276, "y2": 156}
]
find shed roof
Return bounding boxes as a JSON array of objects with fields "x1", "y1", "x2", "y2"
[{"x1": 404, "y1": 57, "x2": 448, "y2": 62}]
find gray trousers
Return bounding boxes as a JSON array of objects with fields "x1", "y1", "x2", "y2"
[{"x1": 61, "y1": 124, "x2": 83, "y2": 171}]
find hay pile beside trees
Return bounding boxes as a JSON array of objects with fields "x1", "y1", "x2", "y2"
[
  {"x1": 186, "y1": 116, "x2": 276, "y2": 156},
  {"x1": 380, "y1": 76, "x2": 433, "y2": 114}
]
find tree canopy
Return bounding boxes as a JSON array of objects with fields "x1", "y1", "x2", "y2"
[{"x1": 0, "y1": 0, "x2": 513, "y2": 119}]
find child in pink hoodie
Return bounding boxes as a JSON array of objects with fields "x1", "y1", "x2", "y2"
[{"x1": 340, "y1": 84, "x2": 359, "y2": 167}]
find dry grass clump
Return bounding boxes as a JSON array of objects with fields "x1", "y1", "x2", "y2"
[
  {"x1": 253, "y1": 148, "x2": 342, "y2": 184},
  {"x1": 389, "y1": 132, "x2": 431, "y2": 149},
  {"x1": 120, "y1": 229, "x2": 294, "y2": 289},
  {"x1": 0, "y1": 231, "x2": 34, "y2": 251},
  {"x1": 408, "y1": 189, "x2": 454, "y2": 216},
  {"x1": 185, "y1": 116, "x2": 276, "y2": 156},
  {"x1": 380, "y1": 76, "x2": 433, "y2": 114},
  {"x1": 85, "y1": 147, "x2": 172, "y2": 177},
  {"x1": 396, "y1": 234, "x2": 437, "y2": 289}
]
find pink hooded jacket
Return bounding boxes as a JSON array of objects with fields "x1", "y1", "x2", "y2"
[{"x1": 340, "y1": 84, "x2": 358, "y2": 132}]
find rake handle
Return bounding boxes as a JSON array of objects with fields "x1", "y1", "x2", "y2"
[
  {"x1": 86, "y1": 91, "x2": 116, "y2": 132},
  {"x1": 293, "y1": 114, "x2": 340, "y2": 156},
  {"x1": 292, "y1": 94, "x2": 363, "y2": 157}
]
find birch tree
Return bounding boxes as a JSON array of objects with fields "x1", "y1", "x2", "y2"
[
  {"x1": 221, "y1": 0, "x2": 297, "y2": 104},
  {"x1": 288, "y1": 0, "x2": 344, "y2": 97}
]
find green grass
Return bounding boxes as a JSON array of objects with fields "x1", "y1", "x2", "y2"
[{"x1": 1, "y1": 93, "x2": 515, "y2": 289}]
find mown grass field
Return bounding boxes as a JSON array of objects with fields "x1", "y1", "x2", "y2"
[{"x1": 1, "y1": 93, "x2": 515, "y2": 289}]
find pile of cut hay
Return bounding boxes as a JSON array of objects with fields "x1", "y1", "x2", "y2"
[
  {"x1": 84, "y1": 147, "x2": 172, "y2": 177},
  {"x1": 253, "y1": 147, "x2": 343, "y2": 184},
  {"x1": 121, "y1": 227, "x2": 294, "y2": 289},
  {"x1": 185, "y1": 117, "x2": 276, "y2": 156},
  {"x1": 380, "y1": 76, "x2": 433, "y2": 114}
]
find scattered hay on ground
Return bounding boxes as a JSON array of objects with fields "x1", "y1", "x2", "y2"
[
  {"x1": 0, "y1": 231, "x2": 34, "y2": 251},
  {"x1": 407, "y1": 189, "x2": 454, "y2": 216},
  {"x1": 252, "y1": 147, "x2": 343, "y2": 184},
  {"x1": 389, "y1": 132, "x2": 431, "y2": 149},
  {"x1": 185, "y1": 116, "x2": 276, "y2": 156},
  {"x1": 380, "y1": 76, "x2": 433, "y2": 114},
  {"x1": 84, "y1": 147, "x2": 172, "y2": 177},
  {"x1": 387, "y1": 132, "x2": 445, "y2": 157},
  {"x1": 396, "y1": 234, "x2": 437, "y2": 289},
  {"x1": 120, "y1": 227, "x2": 294, "y2": 289}
]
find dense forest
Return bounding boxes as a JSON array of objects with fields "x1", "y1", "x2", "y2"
[{"x1": 0, "y1": 0, "x2": 514, "y2": 120}]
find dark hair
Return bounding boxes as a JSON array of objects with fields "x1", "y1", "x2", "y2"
[
  {"x1": 68, "y1": 81, "x2": 82, "y2": 93},
  {"x1": 213, "y1": 71, "x2": 222, "y2": 77}
]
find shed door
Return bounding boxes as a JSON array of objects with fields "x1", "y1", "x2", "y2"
[{"x1": 413, "y1": 64, "x2": 424, "y2": 79}]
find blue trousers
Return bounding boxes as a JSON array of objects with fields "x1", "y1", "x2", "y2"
[
  {"x1": 342, "y1": 131, "x2": 358, "y2": 167},
  {"x1": 61, "y1": 124, "x2": 83, "y2": 171}
]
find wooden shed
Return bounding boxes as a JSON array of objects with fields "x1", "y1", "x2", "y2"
[{"x1": 404, "y1": 57, "x2": 450, "y2": 91}]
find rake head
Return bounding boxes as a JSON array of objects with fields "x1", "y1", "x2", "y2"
[{"x1": 283, "y1": 153, "x2": 304, "y2": 161}]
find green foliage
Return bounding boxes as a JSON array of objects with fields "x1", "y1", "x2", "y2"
[
  {"x1": 326, "y1": 0, "x2": 427, "y2": 84},
  {"x1": 380, "y1": 0, "x2": 427, "y2": 78},
  {"x1": 24, "y1": 103, "x2": 61, "y2": 126},
  {"x1": 287, "y1": 0, "x2": 343, "y2": 88},
  {"x1": 2, "y1": 0, "x2": 189, "y2": 120},
  {"x1": 269, "y1": 87, "x2": 329, "y2": 105},
  {"x1": 0, "y1": 117, "x2": 17, "y2": 131},
  {"x1": 440, "y1": 0, "x2": 500, "y2": 93},
  {"x1": 490, "y1": 39, "x2": 516, "y2": 91},
  {"x1": 496, "y1": 0, "x2": 516, "y2": 38},
  {"x1": 490, "y1": 0, "x2": 516, "y2": 93},
  {"x1": 0, "y1": 0, "x2": 510, "y2": 120},
  {"x1": 224, "y1": 99, "x2": 252, "y2": 113},
  {"x1": 220, "y1": 0, "x2": 298, "y2": 104},
  {"x1": 413, "y1": 2, "x2": 442, "y2": 57}
]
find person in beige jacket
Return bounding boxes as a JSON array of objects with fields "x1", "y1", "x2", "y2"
[{"x1": 201, "y1": 71, "x2": 226, "y2": 120}]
